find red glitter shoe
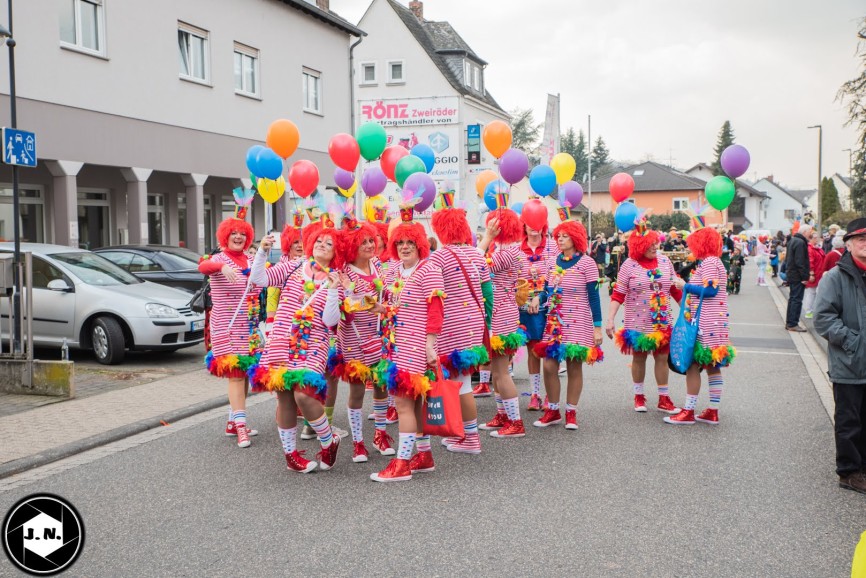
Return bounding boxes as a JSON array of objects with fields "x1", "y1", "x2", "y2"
[
  {"x1": 490, "y1": 419, "x2": 525, "y2": 438},
  {"x1": 408, "y1": 450, "x2": 435, "y2": 473},
  {"x1": 533, "y1": 409, "x2": 562, "y2": 428},
  {"x1": 657, "y1": 395, "x2": 679, "y2": 414},
  {"x1": 663, "y1": 409, "x2": 695, "y2": 425},
  {"x1": 285, "y1": 450, "x2": 316, "y2": 474},
  {"x1": 634, "y1": 394, "x2": 647, "y2": 413},
  {"x1": 352, "y1": 441, "x2": 370, "y2": 463},
  {"x1": 373, "y1": 430, "x2": 396, "y2": 456},
  {"x1": 478, "y1": 413, "x2": 509, "y2": 430},
  {"x1": 564, "y1": 409, "x2": 578, "y2": 430},
  {"x1": 316, "y1": 435, "x2": 341, "y2": 471},
  {"x1": 370, "y1": 458, "x2": 412, "y2": 482},
  {"x1": 695, "y1": 408, "x2": 719, "y2": 425},
  {"x1": 385, "y1": 406, "x2": 399, "y2": 424},
  {"x1": 472, "y1": 382, "x2": 492, "y2": 397},
  {"x1": 528, "y1": 393, "x2": 543, "y2": 411}
]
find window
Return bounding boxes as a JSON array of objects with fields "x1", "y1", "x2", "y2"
[
  {"x1": 178, "y1": 22, "x2": 209, "y2": 83},
  {"x1": 360, "y1": 62, "x2": 377, "y2": 85},
  {"x1": 672, "y1": 197, "x2": 689, "y2": 212},
  {"x1": 387, "y1": 60, "x2": 404, "y2": 83},
  {"x1": 60, "y1": 0, "x2": 105, "y2": 55},
  {"x1": 463, "y1": 60, "x2": 482, "y2": 91},
  {"x1": 148, "y1": 194, "x2": 165, "y2": 244},
  {"x1": 233, "y1": 43, "x2": 259, "y2": 97},
  {"x1": 31, "y1": 257, "x2": 66, "y2": 290},
  {"x1": 472, "y1": 66, "x2": 482, "y2": 91},
  {"x1": 129, "y1": 255, "x2": 163, "y2": 273},
  {"x1": 624, "y1": 198, "x2": 636, "y2": 205},
  {"x1": 633, "y1": 170, "x2": 645, "y2": 176},
  {"x1": 0, "y1": 186, "x2": 44, "y2": 243},
  {"x1": 303, "y1": 68, "x2": 321, "y2": 114},
  {"x1": 784, "y1": 209, "x2": 797, "y2": 220},
  {"x1": 77, "y1": 190, "x2": 110, "y2": 250},
  {"x1": 463, "y1": 60, "x2": 471, "y2": 87}
]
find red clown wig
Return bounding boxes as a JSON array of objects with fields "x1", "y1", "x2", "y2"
[
  {"x1": 216, "y1": 218, "x2": 255, "y2": 252},
  {"x1": 305, "y1": 225, "x2": 345, "y2": 269},
  {"x1": 301, "y1": 221, "x2": 322, "y2": 258},
  {"x1": 280, "y1": 225, "x2": 301, "y2": 256},
  {"x1": 627, "y1": 229, "x2": 660, "y2": 260},
  {"x1": 486, "y1": 208, "x2": 522, "y2": 245},
  {"x1": 342, "y1": 222, "x2": 378, "y2": 265},
  {"x1": 388, "y1": 222, "x2": 430, "y2": 261},
  {"x1": 552, "y1": 220, "x2": 588, "y2": 254},
  {"x1": 432, "y1": 208, "x2": 472, "y2": 245},
  {"x1": 372, "y1": 222, "x2": 391, "y2": 261},
  {"x1": 686, "y1": 227, "x2": 722, "y2": 260}
]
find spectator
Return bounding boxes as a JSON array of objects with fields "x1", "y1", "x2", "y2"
[
  {"x1": 824, "y1": 224, "x2": 841, "y2": 253},
  {"x1": 813, "y1": 217, "x2": 866, "y2": 495},
  {"x1": 822, "y1": 234, "x2": 846, "y2": 272},
  {"x1": 803, "y1": 230, "x2": 826, "y2": 319},
  {"x1": 591, "y1": 234, "x2": 607, "y2": 275},
  {"x1": 784, "y1": 224, "x2": 812, "y2": 331}
]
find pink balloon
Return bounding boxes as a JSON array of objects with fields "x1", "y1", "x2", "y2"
[
  {"x1": 720, "y1": 144, "x2": 750, "y2": 179},
  {"x1": 499, "y1": 148, "x2": 529, "y2": 185},
  {"x1": 361, "y1": 166, "x2": 387, "y2": 197},
  {"x1": 403, "y1": 172, "x2": 436, "y2": 212}
]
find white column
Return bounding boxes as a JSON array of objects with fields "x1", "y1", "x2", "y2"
[
  {"x1": 44, "y1": 160, "x2": 84, "y2": 248},
  {"x1": 120, "y1": 167, "x2": 152, "y2": 245},
  {"x1": 181, "y1": 173, "x2": 207, "y2": 253}
]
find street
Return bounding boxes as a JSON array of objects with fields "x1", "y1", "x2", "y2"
[{"x1": 0, "y1": 267, "x2": 864, "y2": 577}]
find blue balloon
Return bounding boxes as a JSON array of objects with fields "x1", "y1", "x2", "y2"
[
  {"x1": 256, "y1": 147, "x2": 283, "y2": 180},
  {"x1": 615, "y1": 202, "x2": 640, "y2": 232},
  {"x1": 529, "y1": 165, "x2": 557, "y2": 197},
  {"x1": 246, "y1": 145, "x2": 266, "y2": 176},
  {"x1": 483, "y1": 179, "x2": 509, "y2": 211},
  {"x1": 512, "y1": 202, "x2": 524, "y2": 215},
  {"x1": 410, "y1": 144, "x2": 436, "y2": 173}
]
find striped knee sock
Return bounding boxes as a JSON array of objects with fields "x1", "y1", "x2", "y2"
[
  {"x1": 388, "y1": 395, "x2": 395, "y2": 409},
  {"x1": 633, "y1": 382, "x2": 644, "y2": 395},
  {"x1": 480, "y1": 370, "x2": 491, "y2": 384},
  {"x1": 278, "y1": 427, "x2": 296, "y2": 454},
  {"x1": 657, "y1": 384, "x2": 669, "y2": 396},
  {"x1": 348, "y1": 408, "x2": 364, "y2": 442},
  {"x1": 324, "y1": 405, "x2": 334, "y2": 424},
  {"x1": 397, "y1": 432, "x2": 415, "y2": 460},
  {"x1": 228, "y1": 408, "x2": 234, "y2": 423},
  {"x1": 502, "y1": 397, "x2": 521, "y2": 421},
  {"x1": 684, "y1": 394, "x2": 699, "y2": 411},
  {"x1": 416, "y1": 434, "x2": 431, "y2": 453},
  {"x1": 309, "y1": 414, "x2": 333, "y2": 448},
  {"x1": 495, "y1": 394, "x2": 506, "y2": 415},
  {"x1": 708, "y1": 374, "x2": 723, "y2": 409},
  {"x1": 463, "y1": 419, "x2": 478, "y2": 436},
  {"x1": 233, "y1": 410, "x2": 247, "y2": 427},
  {"x1": 530, "y1": 373, "x2": 541, "y2": 396},
  {"x1": 373, "y1": 399, "x2": 388, "y2": 431}
]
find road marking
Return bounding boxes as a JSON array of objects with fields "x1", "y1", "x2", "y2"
[
  {"x1": 735, "y1": 349, "x2": 800, "y2": 356},
  {"x1": 729, "y1": 322, "x2": 786, "y2": 327}
]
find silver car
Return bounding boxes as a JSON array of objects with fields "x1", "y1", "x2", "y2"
[{"x1": 0, "y1": 243, "x2": 205, "y2": 365}]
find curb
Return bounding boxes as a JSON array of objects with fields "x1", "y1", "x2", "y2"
[
  {"x1": 772, "y1": 278, "x2": 828, "y2": 355},
  {"x1": 0, "y1": 395, "x2": 229, "y2": 480}
]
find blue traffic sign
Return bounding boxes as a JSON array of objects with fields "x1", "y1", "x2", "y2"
[{"x1": 2, "y1": 128, "x2": 37, "y2": 167}]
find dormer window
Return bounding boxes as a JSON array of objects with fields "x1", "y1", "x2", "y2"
[{"x1": 463, "y1": 59, "x2": 482, "y2": 92}]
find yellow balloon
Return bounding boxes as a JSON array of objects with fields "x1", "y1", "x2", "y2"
[
  {"x1": 257, "y1": 176, "x2": 286, "y2": 204},
  {"x1": 339, "y1": 181, "x2": 358, "y2": 197},
  {"x1": 550, "y1": 153, "x2": 576, "y2": 185},
  {"x1": 364, "y1": 194, "x2": 388, "y2": 221}
]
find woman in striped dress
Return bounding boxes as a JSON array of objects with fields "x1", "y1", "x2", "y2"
[
  {"x1": 198, "y1": 216, "x2": 260, "y2": 448},
  {"x1": 429, "y1": 196, "x2": 492, "y2": 455},
  {"x1": 249, "y1": 218, "x2": 345, "y2": 473},
  {"x1": 533, "y1": 219, "x2": 603, "y2": 431},
  {"x1": 370, "y1": 208, "x2": 445, "y2": 482},
  {"x1": 666, "y1": 226, "x2": 735, "y2": 425},
  {"x1": 606, "y1": 225, "x2": 682, "y2": 414},
  {"x1": 477, "y1": 208, "x2": 528, "y2": 439}
]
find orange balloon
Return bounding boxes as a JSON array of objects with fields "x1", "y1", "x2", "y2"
[
  {"x1": 266, "y1": 119, "x2": 300, "y2": 159},
  {"x1": 475, "y1": 169, "x2": 498, "y2": 198},
  {"x1": 482, "y1": 120, "x2": 512, "y2": 159}
]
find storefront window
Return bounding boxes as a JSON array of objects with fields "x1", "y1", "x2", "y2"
[
  {"x1": 77, "y1": 189, "x2": 110, "y2": 250},
  {"x1": 148, "y1": 194, "x2": 164, "y2": 244},
  {"x1": 0, "y1": 187, "x2": 44, "y2": 243}
]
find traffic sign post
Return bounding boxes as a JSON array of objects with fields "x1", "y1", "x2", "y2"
[{"x1": 1, "y1": 127, "x2": 36, "y2": 167}]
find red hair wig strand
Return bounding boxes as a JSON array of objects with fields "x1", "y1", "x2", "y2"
[
  {"x1": 280, "y1": 224, "x2": 301, "y2": 256},
  {"x1": 305, "y1": 226, "x2": 345, "y2": 269},
  {"x1": 216, "y1": 218, "x2": 255, "y2": 252},
  {"x1": 388, "y1": 222, "x2": 430, "y2": 261},
  {"x1": 486, "y1": 208, "x2": 522, "y2": 245},
  {"x1": 431, "y1": 208, "x2": 472, "y2": 245},
  {"x1": 686, "y1": 227, "x2": 722, "y2": 260},
  {"x1": 627, "y1": 229, "x2": 660, "y2": 259},
  {"x1": 552, "y1": 220, "x2": 588, "y2": 254},
  {"x1": 342, "y1": 222, "x2": 378, "y2": 265}
]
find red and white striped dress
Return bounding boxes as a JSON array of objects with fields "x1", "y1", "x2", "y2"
[
  {"x1": 543, "y1": 255, "x2": 599, "y2": 347},
  {"x1": 518, "y1": 237, "x2": 558, "y2": 284},
  {"x1": 488, "y1": 243, "x2": 525, "y2": 339},
  {"x1": 614, "y1": 255, "x2": 677, "y2": 334},
  {"x1": 688, "y1": 256, "x2": 730, "y2": 350},
  {"x1": 338, "y1": 262, "x2": 384, "y2": 380},
  {"x1": 206, "y1": 251, "x2": 258, "y2": 360}
]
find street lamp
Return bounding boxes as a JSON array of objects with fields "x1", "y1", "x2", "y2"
[{"x1": 807, "y1": 125, "x2": 822, "y2": 233}]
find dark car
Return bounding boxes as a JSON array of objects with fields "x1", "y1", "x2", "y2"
[{"x1": 94, "y1": 245, "x2": 204, "y2": 293}]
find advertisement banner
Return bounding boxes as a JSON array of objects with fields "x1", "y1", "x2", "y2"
[
  {"x1": 541, "y1": 93, "x2": 560, "y2": 166},
  {"x1": 359, "y1": 96, "x2": 460, "y2": 127}
]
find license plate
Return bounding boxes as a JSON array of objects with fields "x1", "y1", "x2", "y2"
[{"x1": 191, "y1": 320, "x2": 205, "y2": 331}]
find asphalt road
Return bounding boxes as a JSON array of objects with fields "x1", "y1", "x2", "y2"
[{"x1": 1, "y1": 268, "x2": 863, "y2": 577}]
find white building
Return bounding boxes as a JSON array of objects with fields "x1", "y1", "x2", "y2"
[
  {"x1": 685, "y1": 163, "x2": 769, "y2": 231},
  {"x1": 752, "y1": 177, "x2": 810, "y2": 234},
  {"x1": 831, "y1": 173, "x2": 853, "y2": 211},
  {"x1": 354, "y1": 0, "x2": 509, "y2": 231},
  {"x1": 0, "y1": 0, "x2": 362, "y2": 252}
]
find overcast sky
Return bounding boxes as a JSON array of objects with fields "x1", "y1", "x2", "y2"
[{"x1": 330, "y1": 0, "x2": 863, "y2": 191}]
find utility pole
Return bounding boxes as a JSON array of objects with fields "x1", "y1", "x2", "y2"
[{"x1": 807, "y1": 125, "x2": 822, "y2": 232}]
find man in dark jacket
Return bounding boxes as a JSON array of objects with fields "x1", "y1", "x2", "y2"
[
  {"x1": 814, "y1": 217, "x2": 866, "y2": 495},
  {"x1": 784, "y1": 224, "x2": 812, "y2": 331}
]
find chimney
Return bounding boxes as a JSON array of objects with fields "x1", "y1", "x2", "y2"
[
  {"x1": 409, "y1": 0, "x2": 423, "y2": 20},
  {"x1": 316, "y1": 0, "x2": 329, "y2": 11},
  {"x1": 767, "y1": 174, "x2": 774, "y2": 184}
]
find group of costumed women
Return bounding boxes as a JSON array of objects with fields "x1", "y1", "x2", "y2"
[{"x1": 198, "y1": 194, "x2": 735, "y2": 482}]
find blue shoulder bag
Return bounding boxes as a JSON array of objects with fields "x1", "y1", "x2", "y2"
[{"x1": 668, "y1": 287, "x2": 705, "y2": 375}]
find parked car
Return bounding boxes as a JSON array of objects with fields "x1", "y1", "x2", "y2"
[
  {"x1": 0, "y1": 243, "x2": 206, "y2": 365},
  {"x1": 94, "y1": 245, "x2": 205, "y2": 293}
]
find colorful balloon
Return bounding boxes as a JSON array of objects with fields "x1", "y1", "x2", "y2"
[
  {"x1": 609, "y1": 172, "x2": 635, "y2": 203},
  {"x1": 483, "y1": 179, "x2": 509, "y2": 211},
  {"x1": 403, "y1": 172, "x2": 437, "y2": 212},
  {"x1": 512, "y1": 202, "x2": 524, "y2": 215},
  {"x1": 245, "y1": 145, "x2": 266, "y2": 177},
  {"x1": 266, "y1": 119, "x2": 300, "y2": 159},
  {"x1": 475, "y1": 169, "x2": 498, "y2": 198},
  {"x1": 338, "y1": 180, "x2": 358, "y2": 197},
  {"x1": 615, "y1": 202, "x2": 639, "y2": 232},
  {"x1": 395, "y1": 155, "x2": 426, "y2": 188},
  {"x1": 328, "y1": 133, "x2": 360, "y2": 172},
  {"x1": 720, "y1": 144, "x2": 750, "y2": 179},
  {"x1": 361, "y1": 166, "x2": 387, "y2": 197},
  {"x1": 559, "y1": 181, "x2": 584, "y2": 208},
  {"x1": 381, "y1": 145, "x2": 410, "y2": 183},
  {"x1": 288, "y1": 160, "x2": 319, "y2": 198},
  {"x1": 521, "y1": 198, "x2": 548, "y2": 232},
  {"x1": 550, "y1": 152, "x2": 576, "y2": 185},
  {"x1": 499, "y1": 148, "x2": 529, "y2": 185},
  {"x1": 357, "y1": 122, "x2": 388, "y2": 161},
  {"x1": 482, "y1": 120, "x2": 512, "y2": 159},
  {"x1": 257, "y1": 176, "x2": 286, "y2": 204},
  {"x1": 410, "y1": 144, "x2": 436, "y2": 173},
  {"x1": 256, "y1": 148, "x2": 284, "y2": 180},
  {"x1": 529, "y1": 165, "x2": 557, "y2": 197},
  {"x1": 705, "y1": 175, "x2": 736, "y2": 211}
]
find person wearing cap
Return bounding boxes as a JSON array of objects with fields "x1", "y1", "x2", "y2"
[{"x1": 813, "y1": 217, "x2": 866, "y2": 495}]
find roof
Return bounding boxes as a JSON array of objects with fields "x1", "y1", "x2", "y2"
[
  {"x1": 386, "y1": 0, "x2": 505, "y2": 113},
  {"x1": 834, "y1": 173, "x2": 852, "y2": 187},
  {"x1": 279, "y1": 0, "x2": 365, "y2": 37},
  {"x1": 587, "y1": 161, "x2": 707, "y2": 193},
  {"x1": 788, "y1": 189, "x2": 816, "y2": 205}
]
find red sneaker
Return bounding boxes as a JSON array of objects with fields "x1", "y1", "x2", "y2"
[
  {"x1": 565, "y1": 409, "x2": 578, "y2": 430},
  {"x1": 408, "y1": 450, "x2": 435, "y2": 473},
  {"x1": 490, "y1": 419, "x2": 526, "y2": 438},
  {"x1": 634, "y1": 394, "x2": 647, "y2": 413},
  {"x1": 528, "y1": 393, "x2": 543, "y2": 411},
  {"x1": 695, "y1": 408, "x2": 719, "y2": 425},
  {"x1": 472, "y1": 382, "x2": 492, "y2": 397},
  {"x1": 225, "y1": 421, "x2": 258, "y2": 436},
  {"x1": 478, "y1": 412, "x2": 509, "y2": 430},
  {"x1": 657, "y1": 395, "x2": 679, "y2": 414},
  {"x1": 373, "y1": 429, "x2": 396, "y2": 456},
  {"x1": 446, "y1": 434, "x2": 481, "y2": 455},
  {"x1": 663, "y1": 409, "x2": 695, "y2": 425},
  {"x1": 370, "y1": 458, "x2": 412, "y2": 482},
  {"x1": 533, "y1": 409, "x2": 562, "y2": 428},
  {"x1": 316, "y1": 435, "x2": 341, "y2": 471},
  {"x1": 542, "y1": 396, "x2": 550, "y2": 410},
  {"x1": 386, "y1": 406, "x2": 399, "y2": 424},
  {"x1": 285, "y1": 450, "x2": 316, "y2": 473},
  {"x1": 236, "y1": 424, "x2": 251, "y2": 448},
  {"x1": 352, "y1": 441, "x2": 370, "y2": 463}
]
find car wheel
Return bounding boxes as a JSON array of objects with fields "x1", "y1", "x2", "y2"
[{"x1": 92, "y1": 316, "x2": 125, "y2": 365}]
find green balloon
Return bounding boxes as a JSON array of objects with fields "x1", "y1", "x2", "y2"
[
  {"x1": 705, "y1": 176, "x2": 735, "y2": 211},
  {"x1": 395, "y1": 155, "x2": 426, "y2": 188},
  {"x1": 357, "y1": 122, "x2": 387, "y2": 161}
]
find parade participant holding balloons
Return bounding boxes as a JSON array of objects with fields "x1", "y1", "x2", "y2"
[
  {"x1": 429, "y1": 192, "x2": 492, "y2": 455},
  {"x1": 249, "y1": 215, "x2": 345, "y2": 473},
  {"x1": 666, "y1": 225, "x2": 735, "y2": 425},
  {"x1": 370, "y1": 203, "x2": 445, "y2": 482},
  {"x1": 606, "y1": 217, "x2": 682, "y2": 414},
  {"x1": 533, "y1": 214, "x2": 603, "y2": 431}
]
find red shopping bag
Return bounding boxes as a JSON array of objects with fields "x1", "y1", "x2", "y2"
[{"x1": 423, "y1": 366, "x2": 463, "y2": 437}]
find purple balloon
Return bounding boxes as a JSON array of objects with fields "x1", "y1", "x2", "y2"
[
  {"x1": 403, "y1": 172, "x2": 437, "y2": 212},
  {"x1": 361, "y1": 166, "x2": 387, "y2": 197},
  {"x1": 334, "y1": 168, "x2": 355, "y2": 190},
  {"x1": 499, "y1": 148, "x2": 529, "y2": 185},
  {"x1": 720, "y1": 144, "x2": 750, "y2": 179},
  {"x1": 559, "y1": 181, "x2": 584, "y2": 208}
]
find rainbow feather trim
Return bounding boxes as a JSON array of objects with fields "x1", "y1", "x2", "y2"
[
  {"x1": 693, "y1": 342, "x2": 736, "y2": 368},
  {"x1": 372, "y1": 359, "x2": 431, "y2": 399},
  {"x1": 326, "y1": 345, "x2": 345, "y2": 378},
  {"x1": 439, "y1": 344, "x2": 490, "y2": 378},
  {"x1": 248, "y1": 363, "x2": 327, "y2": 398},
  {"x1": 614, "y1": 327, "x2": 672, "y2": 355},
  {"x1": 205, "y1": 351, "x2": 259, "y2": 378},
  {"x1": 490, "y1": 328, "x2": 528, "y2": 356},
  {"x1": 342, "y1": 359, "x2": 374, "y2": 386},
  {"x1": 532, "y1": 341, "x2": 604, "y2": 365}
]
